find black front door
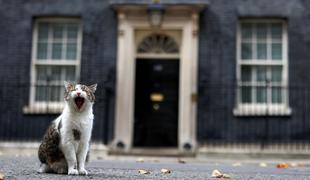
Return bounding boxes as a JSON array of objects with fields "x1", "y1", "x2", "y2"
[{"x1": 134, "y1": 59, "x2": 179, "y2": 147}]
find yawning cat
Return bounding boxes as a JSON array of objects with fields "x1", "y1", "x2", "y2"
[{"x1": 38, "y1": 81, "x2": 97, "y2": 175}]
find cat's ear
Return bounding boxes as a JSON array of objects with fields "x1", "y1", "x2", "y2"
[
  {"x1": 88, "y1": 84, "x2": 97, "y2": 93},
  {"x1": 64, "y1": 81, "x2": 74, "y2": 91}
]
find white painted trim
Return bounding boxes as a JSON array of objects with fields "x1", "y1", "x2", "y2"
[
  {"x1": 114, "y1": 13, "x2": 136, "y2": 151},
  {"x1": 34, "y1": 60, "x2": 79, "y2": 66},
  {"x1": 239, "y1": 60, "x2": 285, "y2": 66},
  {"x1": 26, "y1": 18, "x2": 82, "y2": 114},
  {"x1": 190, "y1": 13, "x2": 199, "y2": 150},
  {"x1": 233, "y1": 104, "x2": 292, "y2": 116},
  {"x1": 113, "y1": 9, "x2": 200, "y2": 154},
  {"x1": 23, "y1": 102, "x2": 64, "y2": 114},
  {"x1": 236, "y1": 19, "x2": 289, "y2": 116}
]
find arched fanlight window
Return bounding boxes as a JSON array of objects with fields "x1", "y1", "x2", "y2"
[{"x1": 137, "y1": 34, "x2": 179, "y2": 54}]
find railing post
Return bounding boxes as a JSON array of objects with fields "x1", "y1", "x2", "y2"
[
  {"x1": 46, "y1": 76, "x2": 51, "y2": 113},
  {"x1": 261, "y1": 79, "x2": 270, "y2": 150}
]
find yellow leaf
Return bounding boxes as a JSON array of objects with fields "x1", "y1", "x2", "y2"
[
  {"x1": 259, "y1": 163, "x2": 267, "y2": 167},
  {"x1": 138, "y1": 169, "x2": 150, "y2": 174},
  {"x1": 161, "y1": 168, "x2": 171, "y2": 174},
  {"x1": 211, "y1": 169, "x2": 223, "y2": 178}
]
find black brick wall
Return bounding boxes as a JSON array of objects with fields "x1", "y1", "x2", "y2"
[
  {"x1": 198, "y1": 0, "x2": 310, "y2": 144},
  {"x1": 0, "y1": 0, "x2": 117, "y2": 143},
  {"x1": 1, "y1": 0, "x2": 310, "y2": 145}
]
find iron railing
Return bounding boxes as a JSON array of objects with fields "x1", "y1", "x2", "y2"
[
  {"x1": 1, "y1": 82, "x2": 310, "y2": 152},
  {"x1": 0, "y1": 82, "x2": 113, "y2": 143}
]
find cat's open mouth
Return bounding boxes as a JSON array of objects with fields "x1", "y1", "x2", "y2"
[{"x1": 74, "y1": 97, "x2": 85, "y2": 110}]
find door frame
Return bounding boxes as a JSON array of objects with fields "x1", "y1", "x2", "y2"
[{"x1": 112, "y1": 5, "x2": 202, "y2": 154}]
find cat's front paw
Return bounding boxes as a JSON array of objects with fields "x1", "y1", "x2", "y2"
[
  {"x1": 38, "y1": 164, "x2": 49, "y2": 173},
  {"x1": 68, "y1": 169, "x2": 79, "y2": 175},
  {"x1": 79, "y1": 168, "x2": 88, "y2": 175}
]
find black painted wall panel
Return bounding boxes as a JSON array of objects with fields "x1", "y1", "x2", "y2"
[{"x1": 1, "y1": 0, "x2": 310, "y2": 145}]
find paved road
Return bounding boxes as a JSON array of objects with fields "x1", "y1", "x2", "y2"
[{"x1": 1, "y1": 156, "x2": 310, "y2": 179}]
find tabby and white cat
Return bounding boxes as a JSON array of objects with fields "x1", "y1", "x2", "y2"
[{"x1": 38, "y1": 81, "x2": 97, "y2": 175}]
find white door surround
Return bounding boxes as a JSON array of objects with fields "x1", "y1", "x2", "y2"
[{"x1": 112, "y1": 5, "x2": 204, "y2": 154}]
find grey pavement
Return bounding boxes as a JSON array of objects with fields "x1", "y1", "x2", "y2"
[{"x1": 1, "y1": 156, "x2": 310, "y2": 180}]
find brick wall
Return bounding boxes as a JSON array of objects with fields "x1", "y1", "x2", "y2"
[{"x1": 1, "y1": 0, "x2": 310, "y2": 145}]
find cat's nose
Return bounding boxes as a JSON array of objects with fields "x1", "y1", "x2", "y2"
[{"x1": 77, "y1": 92, "x2": 81, "y2": 96}]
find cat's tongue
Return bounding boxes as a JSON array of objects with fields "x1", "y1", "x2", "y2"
[{"x1": 74, "y1": 97, "x2": 85, "y2": 110}]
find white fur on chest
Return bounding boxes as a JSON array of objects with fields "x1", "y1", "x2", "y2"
[{"x1": 56, "y1": 105, "x2": 94, "y2": 151}]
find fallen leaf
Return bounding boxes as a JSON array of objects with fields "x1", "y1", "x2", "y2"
[
  {"x1": 0, "y1": 173, "x2": 4, "y2": 180},
  {"x1": 290, "y1": 162, "x2": 304, "y2": 168},
  {"x1": 161, "y1": 168, "x2": 172, "y2": 174},
  {"x1": 178, "y1": 159, "x2": 186, "y2": 164},
  {"x1": 222, "y1": 174, "x2": 231, "y2": 179},
  {"x1": 138, "y1": 169, "x2": 150, "y2": 174},
  {"x1": 211, "y1": 169, "x2": 223, "y2": 178},
  {"x1": 277, "y1": 163, "x2": 289, "y2": 169},
  {"x1": 290, "y1": 162, "x2": 297, "y2": 167},
  {"x1": 232, "y1": 162, "x2": 242, "y2": 167},
  {"x1": 297, "y1": 163, "x2": 304, "y2": 167},
  {"x1": 136, "y1": 158, "x2": 144, "y2": 163},
  {"x1": 259, "y1": 163, "x2": 267, "y2": 167},
  {"x1": 212, "y1": 170, "x2": 231, "y2": 179}
]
